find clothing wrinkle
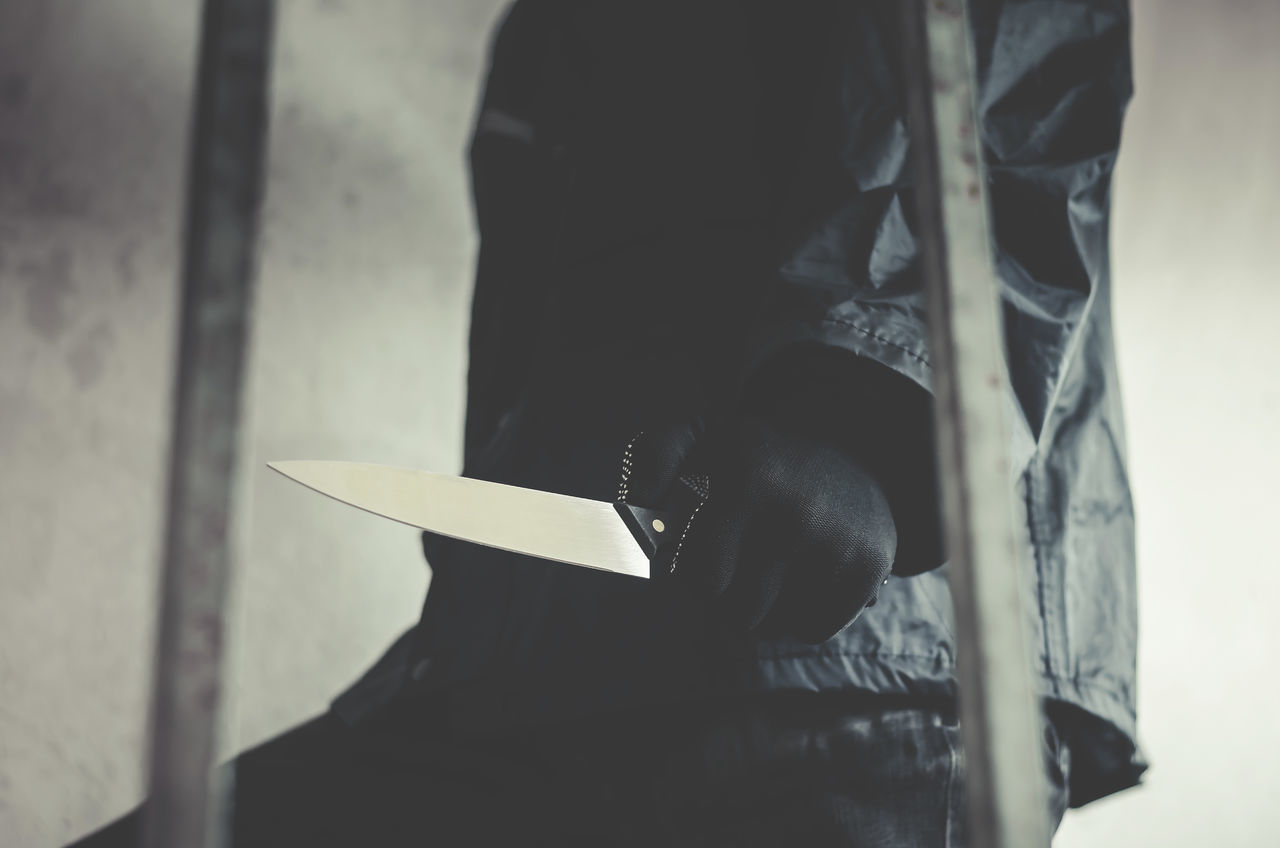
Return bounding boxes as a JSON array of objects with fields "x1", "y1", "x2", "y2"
[{"x1": 337, "y1": 0, "x2": 1146, "y2": 811}]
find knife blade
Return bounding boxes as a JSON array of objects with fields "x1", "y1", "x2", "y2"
[{"x1": 267, "y1": 460, "x2": 696, "y2": 579}]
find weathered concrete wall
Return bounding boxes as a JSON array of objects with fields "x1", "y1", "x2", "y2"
[
  {"x1": 0, "y1": 1, "x2": 505, "y2": 843},
  {"x1": 1, "y1": 1, "x2": 1277, "y2": 845}
]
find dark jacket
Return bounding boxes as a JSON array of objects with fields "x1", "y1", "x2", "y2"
[{"x1": 335, "y1": 0, "x2": 1146, "y2": 807}]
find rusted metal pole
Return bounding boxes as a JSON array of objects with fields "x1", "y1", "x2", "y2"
[
  {"x1": 900, "y1": 1, "x2": 1049, "y2": 845},
  {"x1": 143, "y1": 1, "x2": 275, "y2": 846}
]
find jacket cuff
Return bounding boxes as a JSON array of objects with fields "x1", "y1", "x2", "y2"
[{"x1": 738, "y1": 334, "x2": 943, "y2": 576}]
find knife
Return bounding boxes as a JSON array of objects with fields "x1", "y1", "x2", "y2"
[{"x1": 267, "y1": 461, "x2": 707, "y2": 579}]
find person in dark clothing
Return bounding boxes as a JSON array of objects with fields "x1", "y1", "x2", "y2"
[{"x1": 72, "y1": 0, "x2": 1144, "y2": 844}]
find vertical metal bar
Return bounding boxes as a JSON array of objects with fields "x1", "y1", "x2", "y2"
[
  {"x1": 143, "y1": 1, "x2": 275, "y2": 847},
  {"x1": 899, "y1": 1, "x2": 1049, "y2": 846}
]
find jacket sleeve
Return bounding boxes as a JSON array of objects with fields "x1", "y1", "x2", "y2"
[{"x1": 740, "y1": 0, "x2": 1134, "y2": 575}]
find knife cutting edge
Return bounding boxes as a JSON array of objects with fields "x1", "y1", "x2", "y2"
[{"x1": 266, "y1": 460, "x2": 700, "y2": 580}]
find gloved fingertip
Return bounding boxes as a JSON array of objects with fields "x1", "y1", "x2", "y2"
[{"x1": 618, "y1": 416, "x2": 704, "y2": 508}]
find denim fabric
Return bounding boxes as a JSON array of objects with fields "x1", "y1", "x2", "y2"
[
  {"x1": 389, "y1": 0, "x2": 1147, "y2": 808},
  {"x1": 68, "y1": 696, "x2": 1071, "y2": 847}
]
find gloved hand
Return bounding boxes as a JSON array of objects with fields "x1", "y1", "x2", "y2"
[{"x1": 623, "y1": 409, "x2": 898, "y2": 645}]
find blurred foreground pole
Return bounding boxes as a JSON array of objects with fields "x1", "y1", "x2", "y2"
[
  {"x1": 143, "y1": 1, "x2": 276, "y2": 847},
  {"x1": 900, "y1": 1, "x2": 1049, "y2": 846}
]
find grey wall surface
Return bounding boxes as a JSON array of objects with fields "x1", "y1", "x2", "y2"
[
  {"x1": 0, "y1": 1, "x2": 1276, "y2": 845},
  {"x1": 0, "y1": 1, "x2": 505, "y2": 843}
]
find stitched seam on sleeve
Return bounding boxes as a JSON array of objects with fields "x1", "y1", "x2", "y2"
[{"x1": 821, "y1": 317, "x2": 932, "y2": 368}]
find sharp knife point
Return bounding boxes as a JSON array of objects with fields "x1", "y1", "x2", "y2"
[{"x1": 266, "y1": 460, "x2": 307, "y2": 480}]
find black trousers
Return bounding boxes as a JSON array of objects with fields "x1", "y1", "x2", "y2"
[{"x1": 71, "y1": 693, "x2": 1071, "y2": 847}]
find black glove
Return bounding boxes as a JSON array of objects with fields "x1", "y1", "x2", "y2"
[{"x1": 624, "y1": 410, "x2": 898, "y2": 645}]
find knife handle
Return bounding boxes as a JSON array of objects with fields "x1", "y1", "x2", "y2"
[{"x1": 614, "y1": 474, "x2": 709, "y2": 575}]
